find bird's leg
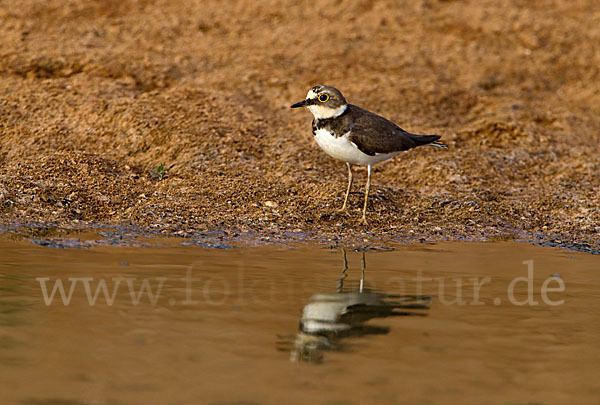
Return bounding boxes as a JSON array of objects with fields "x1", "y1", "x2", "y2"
[
  {"x1": 337, "y1": 162, "x2": 353, "y2": 213},
  {"x1": 358, "y1": 165, "x2": 372, "y2": 225}
]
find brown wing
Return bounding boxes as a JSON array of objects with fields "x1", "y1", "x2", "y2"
[{"x1": 347, "y1": 105, "x2": 440, "y2": 156}]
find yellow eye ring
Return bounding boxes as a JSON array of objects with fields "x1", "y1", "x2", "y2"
[{"x1": 318, "y1": 94, "x2": 329, "y2": 103}]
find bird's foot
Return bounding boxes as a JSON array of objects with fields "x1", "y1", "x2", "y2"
[
  {"x1": 336, "y1": 206, "x2": 350, "y2": 214},
  {"x1": 358, "y1": 216, "x2": 369, "y2": 226}
]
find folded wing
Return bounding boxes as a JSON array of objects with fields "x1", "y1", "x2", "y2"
[{"x1": 347, "y1": 105, "x2": 441, "y2": 156}]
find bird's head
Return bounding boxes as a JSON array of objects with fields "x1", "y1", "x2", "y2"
[{"x1": 290, "y1": 85, "x2": 348, "y2": 119}]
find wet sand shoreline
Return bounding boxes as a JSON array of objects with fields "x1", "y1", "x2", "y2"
[{"x1": 1, "y1": 222, "x2": 598, "y2": 255}]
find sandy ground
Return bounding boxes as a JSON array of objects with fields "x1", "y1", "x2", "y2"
[{"x1": 0, "y1": 0, "x2": 599, "y2": 250}]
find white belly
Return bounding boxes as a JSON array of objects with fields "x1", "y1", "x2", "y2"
[{"x1": 313, "y1": 129, "x2": 398, "y2": 166}]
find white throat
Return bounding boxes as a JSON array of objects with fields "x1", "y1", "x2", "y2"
[{"x1": 307, "y1": 103, "x2": 347, "y2": 120}]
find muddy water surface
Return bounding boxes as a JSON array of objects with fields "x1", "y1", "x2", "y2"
[{"x1": 0, "y1": 237, "x2": 599, "y2": 404}]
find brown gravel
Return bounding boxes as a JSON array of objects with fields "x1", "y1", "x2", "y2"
[{"x1": 0, "y1": 0, "x2": 599, "y2": 250}]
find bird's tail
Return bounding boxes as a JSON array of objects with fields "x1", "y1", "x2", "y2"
[
  {"x1": 408, "y1": 134, "x2": 448, "y2": 148},
  {"x1": 428, "y1": 141, "x2": 448, "y2": 149}
]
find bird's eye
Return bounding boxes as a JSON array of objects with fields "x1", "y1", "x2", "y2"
[{"x1": 318, "y1": 94, "x2": 329, "y2": 103}]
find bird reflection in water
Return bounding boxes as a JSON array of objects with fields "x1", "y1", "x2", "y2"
[{"x1": 278, "y1": 249, "x2": 430, "y2": 364}]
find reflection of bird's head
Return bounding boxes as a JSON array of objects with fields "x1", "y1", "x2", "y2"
[
  {"x1": 290, "y1": 85, "x2": 348, "y2": 119},
  {"x1": 289, "y1": 333, "x2": 330, "y2": 364}
]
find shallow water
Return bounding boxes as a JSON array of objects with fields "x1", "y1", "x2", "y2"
[{"x1": 0, "y1": 236, "x2": 599, "y2": 404}]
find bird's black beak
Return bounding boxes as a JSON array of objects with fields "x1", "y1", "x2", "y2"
[{"x1": 290, "y1": 99, "x2": 308, "y2": 108}]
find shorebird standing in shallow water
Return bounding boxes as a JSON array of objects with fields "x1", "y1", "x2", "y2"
[{"x1": 291, "y1": 85, "x2": 447, "y2": 225}]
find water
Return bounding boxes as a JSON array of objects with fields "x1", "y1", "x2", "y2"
[{"x1": 1, "y1": 236, "x2": 599, "y2": 404}]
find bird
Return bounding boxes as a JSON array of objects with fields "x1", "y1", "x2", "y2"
[{"x1": 290, "y1": 85, "x2": 447, "y2": 225}]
